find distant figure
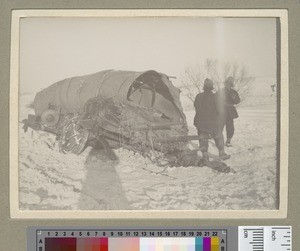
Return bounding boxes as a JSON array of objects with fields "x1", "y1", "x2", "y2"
[
  {"x1": 216, "y1": 77, "x2": 241, "y2": 147},
  {"x1": 270, "y1": 84, "x2": 276, "y2": 97},
  {"x1": 194, "y1": 78, "x2": 230, "y2": 162}
]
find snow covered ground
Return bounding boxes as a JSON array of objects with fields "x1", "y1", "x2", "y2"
[{"x1": 18, "y1": 78, "x2": 278, "y2": 211}]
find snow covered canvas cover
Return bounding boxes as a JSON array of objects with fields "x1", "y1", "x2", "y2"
[{"x1": 10, "y1": 10, "x2": 289, "y2": 218}]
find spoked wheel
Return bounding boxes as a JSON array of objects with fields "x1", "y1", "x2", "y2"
[{"x1": 59, "y1": 118, "x2": 89, "y2": 155}]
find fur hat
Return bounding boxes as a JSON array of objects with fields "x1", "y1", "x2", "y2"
[
  {"x1": 203, "y1": 78, "x2": 214, "y2": 91},
  {"x1": 225, "y1": 76, "x2": 235, "y2": 87}
]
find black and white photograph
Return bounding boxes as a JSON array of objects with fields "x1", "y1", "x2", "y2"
[{"x1": 10, "y1": 10, "x2": 288, "y2": 218}]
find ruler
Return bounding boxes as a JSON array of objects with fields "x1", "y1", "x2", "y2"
[
  {"x1": 239, "y1": 226, "x2": 292, "y2": 251},
  {"x1": 27, "y1": 226, "x2": 292, "y2": 251}
]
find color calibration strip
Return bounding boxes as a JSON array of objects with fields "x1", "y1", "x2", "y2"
[
  {"x1": 43, "y1": 237, "x2": 220, "y2": 251},
  {"x1": 36, "y1": 229, "x2": 227, "y2": 251}
]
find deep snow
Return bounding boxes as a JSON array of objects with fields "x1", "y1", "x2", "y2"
[{"x1": 18, "y1": 78, "x2": 278, "y2": 210}]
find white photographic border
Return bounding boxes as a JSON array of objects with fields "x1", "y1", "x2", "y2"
[{"x1": 10, "y1": 9, "x2": 289, "y2": 219}]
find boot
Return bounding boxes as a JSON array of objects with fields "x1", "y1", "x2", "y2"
[
  {"x1": 198, "y1": 152, "x2": 210, "y2": 166},
  {"x1": 219, "y1": 150, "x2": 230, "y2": 160},
  {"x1": 226, "y1": 138, "x2": 233, "y2": 147}
]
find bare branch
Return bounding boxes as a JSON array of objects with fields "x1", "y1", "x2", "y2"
[{"x1": 181, "y1": 59, "x2": 254, "y2": 103}]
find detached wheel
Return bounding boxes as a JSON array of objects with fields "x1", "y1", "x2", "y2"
[
  {"x1": 41, "y1": 109, "x2": 60, "y2": 127},
  {"x1": 59, "y1": 120, "x2": 89, "y2": 155}
]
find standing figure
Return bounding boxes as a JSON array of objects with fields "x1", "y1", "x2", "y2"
[
  {"x1": 194, "y1": 78, "x2": 230, "y2": 163},
  {"x1": 217, "y1": 76, "x2": 241, "y2": 147}
]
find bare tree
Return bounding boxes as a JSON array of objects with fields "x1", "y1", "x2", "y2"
[{"x1": 180, "y1": 59, "x2": 254, "y2": 103}]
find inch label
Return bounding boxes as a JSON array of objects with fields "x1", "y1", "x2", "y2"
[
  {"x1": 239, "y1": 226, "x2": 292, "y2": 251},
  {"x1": 264, "y1": 227, "x2": 292, "y2": 251}
]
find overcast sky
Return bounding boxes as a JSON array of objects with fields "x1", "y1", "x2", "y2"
[{"x1": 19, "y1": 17, "x2": 277, "y2": 94}]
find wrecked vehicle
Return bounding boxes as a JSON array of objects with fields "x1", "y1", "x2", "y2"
[{"x1": 23, "y1": 69, "x2": 230, "y2": 171}]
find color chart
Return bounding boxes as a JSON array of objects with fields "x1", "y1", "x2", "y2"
[{"x1": 36, "y1": 229, "x2": 227, "y2": 251}]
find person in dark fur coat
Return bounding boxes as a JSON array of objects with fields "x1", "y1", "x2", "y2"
[
  {"x1": 216, "y1": 76, "x2": 241, "y2": 147},
  {"x1": 194, "y1": 78, "x2": 230, "y2": 162}
]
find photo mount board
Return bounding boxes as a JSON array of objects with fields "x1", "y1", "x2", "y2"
[{"x1": 9, "y1": 9, "x2": 289, "y2": 219}]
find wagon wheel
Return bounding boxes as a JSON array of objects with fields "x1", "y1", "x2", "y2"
[
  {"x1": 59, "y1": 121, "x2": 89, "y2": 155},
  {"x1": 41, "y1": 109, "x2": 60, "y2": 127}
]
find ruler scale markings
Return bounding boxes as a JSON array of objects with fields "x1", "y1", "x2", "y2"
[
  {"x1": 239, "y1": 226, "x2": 292, "y2": 251},
  {"x1": 239, "y1": 226, "x2": 264, "y2": 251}
]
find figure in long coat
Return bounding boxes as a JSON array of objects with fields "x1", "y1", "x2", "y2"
[
  {"x1": 216, "y1": 77, "x2": 241, "y2": 147},
  {"x1": 194, "y1": 78, "x2": 230, "y2": 162}
]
